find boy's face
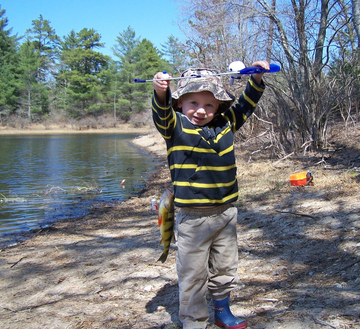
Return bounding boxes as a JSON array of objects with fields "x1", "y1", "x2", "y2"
[{"x1": 178, "y1": 91, "x2": 220, "y2": 126}]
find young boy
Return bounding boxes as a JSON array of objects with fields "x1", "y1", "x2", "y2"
[{"x1": 152, "y1": 61, "x2": 269, "y2": 329}]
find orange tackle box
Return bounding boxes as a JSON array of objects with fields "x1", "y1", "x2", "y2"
[{"x1": 290, "y1": 171, "x2": 314, "y2": 186}]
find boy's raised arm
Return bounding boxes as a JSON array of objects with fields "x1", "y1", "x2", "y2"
[
  {"x1": 153, "y1": 72, "x2": 172, "y2": 104},
  {"x1": 251, "y1": 60, "x2": 270, "y2": 84}
]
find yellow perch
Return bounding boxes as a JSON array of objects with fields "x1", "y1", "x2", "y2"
[{"x1": 157, "y1": 189, "x2": 175, "y2": 263}]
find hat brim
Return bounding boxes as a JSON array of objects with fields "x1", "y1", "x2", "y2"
[{"x1": 172, "y1": 81, "x2": 235, "y2": 113}]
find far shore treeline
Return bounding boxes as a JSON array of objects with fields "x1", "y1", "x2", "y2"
[
  {"x1": 0, "y1": 2, "x2": 359, "y2": 155},
  {"x1": 0, "y1": 8, "x2": 185, "y2": 128}
]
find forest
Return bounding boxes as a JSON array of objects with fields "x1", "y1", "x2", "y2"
[{"x1": 0, "y1": 0, "x2": 359, "y2": 155}]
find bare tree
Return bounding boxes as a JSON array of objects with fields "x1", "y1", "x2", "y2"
[
  {"x1": 266, "y1": 0, "x2": 276, "y2": 62},
  {"x1": 176, "y1": 0, "x2": 359, "y2": 155},
  {"x1": 352, "y1": 0, "x2": 360, "y2": 44},
  {"x1": 255, "y1": 0, "x2": 359, "y2": 152},
  {"x1": 177, "y1": 0, "x2": 266, "y2": 70}
]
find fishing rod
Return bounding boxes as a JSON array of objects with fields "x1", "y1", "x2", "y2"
[{"x1": 133, "y1": 61, "x2": 281, "y2": 85}]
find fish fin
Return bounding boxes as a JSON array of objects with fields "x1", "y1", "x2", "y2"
[
  {"x1": 158, "y1": 237, "x2": 163, "y2": 247},
  {"x1": 157, "y1": 251, "x2": 168, "y2": 263},
  {"x1": 158, "y1": 215, "x2": 162, "y2": 227}
]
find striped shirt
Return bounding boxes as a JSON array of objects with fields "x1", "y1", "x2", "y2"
[{"x1": 152, "y1": 76, "x2": 265, "y2": 207}]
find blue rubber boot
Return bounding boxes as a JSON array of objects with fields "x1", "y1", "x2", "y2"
[{"x1": 214, "y1": 296, "x2": 247, "y2": 329}]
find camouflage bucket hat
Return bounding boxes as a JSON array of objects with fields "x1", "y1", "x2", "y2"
[{"x1": 172, "y1": 68, "x2": 235, "y2": 113}]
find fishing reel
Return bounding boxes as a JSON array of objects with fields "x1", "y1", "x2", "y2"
[{"x1": 228, "y1": 61, "x2": 246, "y2": 86}]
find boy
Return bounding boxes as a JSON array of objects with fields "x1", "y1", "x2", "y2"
[{"x1": 152, "y1": 61, "x2": 269, "y2": 329}]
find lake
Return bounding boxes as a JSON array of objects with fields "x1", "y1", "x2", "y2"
[{"x1": 0, "y1": 133, "x2": 161, "y2": 245}]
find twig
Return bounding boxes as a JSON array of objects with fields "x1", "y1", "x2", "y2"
[
  {"x1": 10, "y1": 257, "x2": 25, "y2": 268},
  {"x1": 301, "y1": 140, "x2": 313, "y2": 155},
  {"x1": 257, "y1": 298, "x2": 279, "y2": 302},
  {"x1": 311, "y1": 314, "x2": 337, "y2": 328},
  {"x1": 148, "y1": 262, "x2": 172, "y2": 269},
  {"x1": 274, "y1": 152, "x2": 294, "y2": 165},
  {"x1": 276, "y1": 210, "x2": 319, "y2": 220},
  {"x1": 338, "y1": 260, "x2": 360, "y2": 273},
  {"x1": 315, "y1": 158, "x2": 328, "y2": 166},
  {"x1": 0, "y1": 305, "x2": 16, "y2": 312}
]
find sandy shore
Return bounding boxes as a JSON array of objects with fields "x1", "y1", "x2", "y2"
[
  {"x1": 0, "y1": 123, "x2": 153, "y2": 135},
  {"x1": 0, "y1": 126, "x2": 359, "y2": 328}
]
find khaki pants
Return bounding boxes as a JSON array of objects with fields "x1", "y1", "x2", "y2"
[{"x1": 175, "y1": 205, "x2": 239, "y2": 329}]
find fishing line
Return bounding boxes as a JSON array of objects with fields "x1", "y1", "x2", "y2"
[{"x1": 134, "y1": 62, "x2": 281, "y2": 84}]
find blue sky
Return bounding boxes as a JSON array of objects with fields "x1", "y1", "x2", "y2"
[{"x1": 1, "y1": 0, "x2": 183, "y2": 58}]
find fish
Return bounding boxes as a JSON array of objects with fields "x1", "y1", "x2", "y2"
[{"x1": 157, "y1": 189, "x2": 175, "y2": 263}]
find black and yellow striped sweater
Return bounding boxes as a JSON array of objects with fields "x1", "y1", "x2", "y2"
[{"x1": 152, "y1": 76, "x2": 265, "y2": 208}]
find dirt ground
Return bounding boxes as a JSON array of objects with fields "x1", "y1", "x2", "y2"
[{"x1": 0, "y1": 125, "x2": 359, "y2": 329}]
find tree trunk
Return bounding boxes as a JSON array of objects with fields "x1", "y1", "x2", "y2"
[
  {"x1": 352, "y1": 0, "x2": 360, "y2": 45},
  {"x1": 314, "y1": 0, "x2": 329, "y2": 77},
  {"x1": 113, "y1": 78, "x2": 117, "y2": 127},
  {"x1": 266, "y1": 0, "x2": 276, "y2": 62},
  {"x1": 27, "y1": 83, "x2": 32, "y2": 122}
]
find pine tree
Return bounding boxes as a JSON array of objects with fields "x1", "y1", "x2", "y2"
[
  {"x1": 112, "y1": 27, "x2": 140, "y2": 121},
  {"x1": 17, "y1": 40, "x2": 42, "y2": 121},
  {"x1": 160, "y1": 35, "x2": 187, "y2": 75},
  {"x1": 112, "y1": 26, "x2": 171, "y2": 121},
  {"x1": 131, "y1": 39, "x2": 170, "y2": 112},
  {"x1": 26, "y1": 15, "x2": 60, "y2": 83},
  {"x1": 58, "y1": 28, "x2": 111, "y2": 117},
  {"x1": 0, "y1": 6, "x2": 19, "y2": 118},
  {"x1": 16, "y1": 15, "x2": 61, "y2": 119}
]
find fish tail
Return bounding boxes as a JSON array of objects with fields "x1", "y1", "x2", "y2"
[{"x1": 157, "y1": 251, "x2": 169, "y2": 263}]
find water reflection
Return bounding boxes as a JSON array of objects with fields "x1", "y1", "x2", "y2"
[{"x1": 0, "y1": 133, "x2": 159, "y2": 241}]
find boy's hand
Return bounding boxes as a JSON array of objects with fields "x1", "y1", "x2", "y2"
[
  {"x1": 251, "y1": 61, "x2": 270, "y2": 84},
  {"x1": 153, "y1": 72, "x2": 171, "y2": 103}
]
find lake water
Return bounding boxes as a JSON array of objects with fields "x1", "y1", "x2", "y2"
[{"x1": 0, "y1": 133, "x2": 161, "y2": 245}]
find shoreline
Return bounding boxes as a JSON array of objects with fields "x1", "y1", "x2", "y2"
[
  {"x1": 0, "y1": 123, "x2": 153, "y2": 135},
  {"x1": 0, "y1": 130, "x2": 167, "y2": 249}
]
